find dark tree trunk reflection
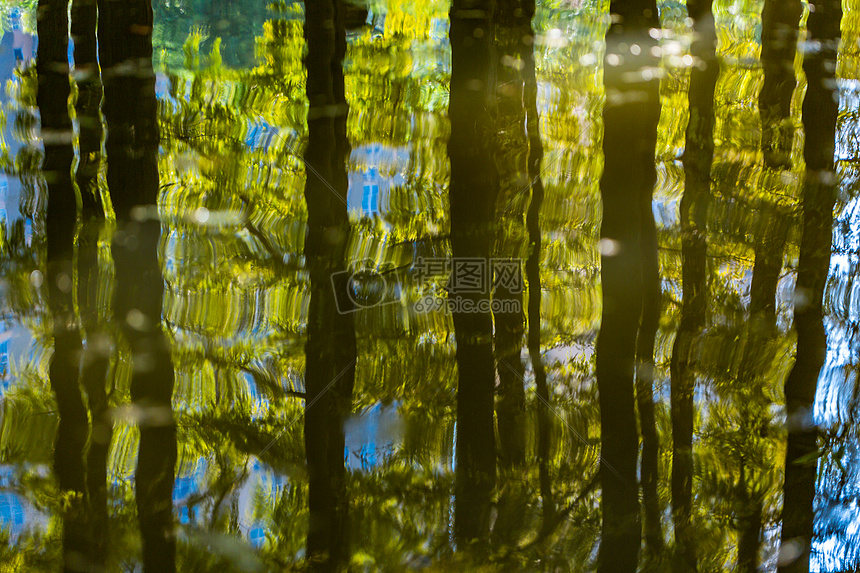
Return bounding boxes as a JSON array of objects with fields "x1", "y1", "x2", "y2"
[
  {"x1": 671, "y1": 2, "x2": 717, "y2": 571},
  {"x1": 597, "y1": 2, "x2": 660, "y2": 570},
  {"x1": 492, "y1": 0, "x2": 530, "y2": 476},
  {"x1": 760, "y1": 0, "x2": 803, "y2": 171},
  {"x1": 40, "y1": 0, "x2": 165, "y2": 569},
  {"x1": 71, "y1": 0, "x2": 104, "y2": 219},
  {"x1": 448, "y1": 0, "x2": 498, "y2": 552},
  {"x1": 99, "y1": 0, "x2": 177, "y2": 570},
  {"x1": 778, "y1": 1, "x2": 841, "y2": 571},
  {"x1": 72, "y1": 2, "x2": 112, "y2": 568},
  {"x1": 303, "y1": 1, "x2": 355, "y2": 569},
  {"x1": 490, "y1": 0, "x2": 534, "y2": 552},
  {"x1": 37, "y1": 2, "x2": 91, "y2": 570},
  {"x1": 636, "y1": 78, "x2": 665, "y2": 568},
  {"x1": 39, "y1": 1, "x2": 116, "y2": 569},
  {"x1": 736, "y1": 204, "x2": 789, "y2": 572},
  {"x1": 522, "y1": 0, "x2": 556, "y2": 534},
  {"x1": 737, "y1": 7, "x2": 803, "y2": 564}
]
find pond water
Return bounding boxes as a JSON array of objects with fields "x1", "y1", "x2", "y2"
[{"x1": 0, "y1": 0, "x2": 859, "y2": 571}]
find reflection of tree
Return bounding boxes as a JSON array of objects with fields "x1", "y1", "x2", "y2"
[
  {"x1": 302, "y1": 0, "x2": 356, "y2": 569},
  {"x1": 493, "y1": 0, "x2": 528, "y2": 473},
  {"x1": 672, "y1": 2, "x2": 717, "y2": 571},
  {"x1": 734, "y1": 191, "x2": 793, "y2": 568},
  {"x1": 778, "y1": 1, "x2": 841, "y2": 571},
  {"x1": 71, "y1": 0, "x2": 105, "y2": 219},
  {"x1": 488, "y1": 0, "x2": 554, "y2": 547},
  {"x1": 71, "y1": 3, "x2": 113, "y2": 568},
  {"x1": 636, "y1": 49, "x2": 664, "y2": 573},
  {"x1": 726, "y1": 6, "x2": 802, "y2": 566},
  {"x1": 448, "y1": 0, "x2": 498, "y2": 552},
  {"x1": 99, "y1": 0, "x2": 178, "y2": 569},
  {"x1": 491, "y1": 0, "x2": 533, "y2": 552},
  {"x1": 521, "y1": 0, "x2": 555, "y2": 538},
  {"x1": 734, "y1": 222, "x2": 786, "y2": 572},
  {"x1": 597, "y1": 2, "x2": 661, "y2": 571},
  {"x1": 759, "y1": 0, "x2": 803, "y2": 171},
  {"x1": 35, "y1": 1, "x2": 115, "y2": 565},
  {"x1": 36, "y1": 1, "x2": 92, "y2": 570}
]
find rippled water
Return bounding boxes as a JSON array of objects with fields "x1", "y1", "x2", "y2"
[{"x1": 0, "y1": 0, "x2": 859, "y2": 571}]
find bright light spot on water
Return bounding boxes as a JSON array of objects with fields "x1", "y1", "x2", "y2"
[
  {"x1": 793, "y1": 287, "x2": 811, "y2": 310},
  {"x1": 579, "y1": 53, "x2": 597, "y2": 66},
  {"x1": 194, "y1": 207, "x2": 210, "y2": 223},
  {"x1": 131, "y1": 205, "x2": 159, "y2": 221},
  {"x1": 819, "y1": 170, "x2": 837, "y2": 185},
  {"x1": 663, "y1": 41, "x2": 683, "y2": 56},
  {"x1": 598, "y1": 238, "x2": 620, "y2": 256},
  {"x1": 29, "y1": 270, "x2": 43, "y2": 288},
  {"x1": 56, "y1": 273, "x2": 72, "y2": 293},
  {"x1": 501, "y1": 55, "x2": 524, "y2": 70},
  {"x1": 682, "y1": 54, "x2": 694, "y2": 67},
  {"x1": 126, "y1": 309, "x2": 149, "y2": 331},
  {"x1": 630, "y1": 44, "x2": 641, "y2": 55},
  {"x1": 780, "y1": 171, "x2": 796, "y2": 185}
]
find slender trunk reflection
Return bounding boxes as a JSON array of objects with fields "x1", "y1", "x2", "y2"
[
  {"x1": 740, "y1": 4, "x2": 802, "y2": 567},
  {"x1": 760, "y1": 0, "x2": 803, "y2": 171},
  {"x1": 520, "y1": 0, "x2": 558, "y2": 542},
  {"x1": 597, "y1": 2, "x2": 660, "y2": 570},
  {"x1": 72, "y1": 2, "x2": 112, "y2": 568},
  {"x1": 493, "y1": 0, "x2": 529, "y2": 475},
  {"x1": 490, "y1": 0, "x2": 533, "y2": 552},
  {"x1": 672, "y1": 2, "x2": 717, "y2": 571},
  {"x1": 778, "y1": 1, "x2": 841, "y2": 571},
  {"x1": 303, "y1": 1, "x2": 355, "y2": 569},
  {"x1": 77, "y1": 220, "x2": 113, "y2": 573},
  {"x1": 735, "y1": 217, "x2": 786, "y2": 572},
  {"x1": 37, "y1": 2, "x2": 91, "y2": 569},
  {"x1": 99, "y1": 0, "x2": 177, "y2": 570},
  {"x1": 521, "y1": 0, "x2": 556, "y2": 534},
  {"x1": 636, "y1": 66, "x2": 664, "y2": 569},
  {"x1": 448, "y1": 0, "x2": 498, "y2": 552},
  {"x1": 71, "y1": 0, "x2": 104, "y2": 219}
]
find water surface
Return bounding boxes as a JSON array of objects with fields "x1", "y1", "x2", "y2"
[{"x1": 0, "y1": 0, "x2": 859, "y2": 571}]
